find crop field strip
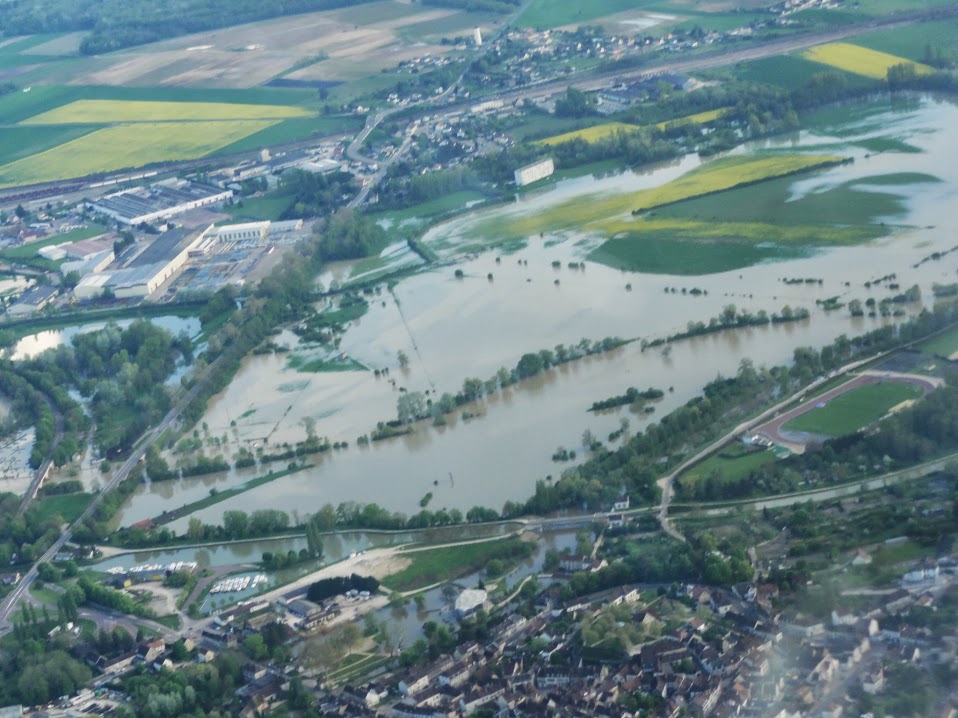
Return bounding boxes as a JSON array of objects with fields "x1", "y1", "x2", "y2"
[
  {"x1": 0, "y1": 120, "x2": 278, "y2": 187},
  {"x1": 21, "y1": 99, "x2": 313, "y2": 124},
  {"x1": 536, "y1": 109, "x2": 731, "y2": 147},
  {"x1": 801, "y1": 42, "x2": 933, "y2": 79}
]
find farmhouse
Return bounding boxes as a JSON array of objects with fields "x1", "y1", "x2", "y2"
[
  {"x1": 89, "y1": 179, "x2": 232, "y2": 225},
  {"x1": 514, "y1": 158, "x2": 554, "y2": 187}
]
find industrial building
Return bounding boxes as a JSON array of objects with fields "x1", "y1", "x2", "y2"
[
  {"x1": 75, "y1": 227, "x2": 207, "y2": 300},
  {"x1": 514, "y1": 158, "x2": 555, "y2": 187},
  {"x1": 88, "y1": 179, "x2": 232, "y2": 226},
  {"x1": 212, "y1": 221, "x2": 270, "y2": 243},
  {"x1": 7, "y1": 285, "x2": 58, "y2": 316}
]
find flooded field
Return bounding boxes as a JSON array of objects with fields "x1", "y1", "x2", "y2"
[{"x1": 123, "y1": 95, "x2": 958, "y2": 527}]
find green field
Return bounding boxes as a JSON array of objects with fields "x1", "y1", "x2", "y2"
[
  {"x1": 803, "y1": 42, "x2": 933, "y2": 80},
  {"x1": 32, "y1": 492, "x2": 94, "y2": 524},
  {"x1": 0, "y1": 125, "x2": 98, "y2": 166},
  {"x1": 853, "y1": 17, "x2": 958, "y2": 62},
  {"x1": 588, "y1": 219, "x2": 880, "y2": 275},
  {"x1": 538, "y1": 121, "x2": 641, "y2": 146},
  {"x1": 0, "y1": 225, "x2": 106, "y2": 263},
  {"x1": 655, "y1": 170, "x2": 922, "y2": 228},
  {"x1": 382, "y1": 536, "x2": 530, "y2": 592},
  {"x1": 0, "y1": 120, "x2": 277, "y2": 186},
  {"x1": 22, "y1": 99, "x2": 312, "y2": 124},
  {"x1": 213, "y1": 115, "x2": 364, "y2": 155},
  {"x1": 487, "y1": 153, "x2": 844, "y2": 240},
  {"x1": 731, "y1": 54, "x2": 862, "y2": 89},
  {"x1": 783, "y1": 381, "x2": 923, "y2": 437},
  {"x1": 223, "y1": 195, "x2": 294, "y2": 222},
  {"x1": 517, "y1": 0, "x2": 647, "y2": 28},
  {"x1": 0, "y1": 85, "x2": 312, "y2": 125},
  {"x1": 918, "y1": 326, "x2": 958, "y2": 359},
  {"x1": 679, "y1": 445, "x2": 777, "y2": 492}
]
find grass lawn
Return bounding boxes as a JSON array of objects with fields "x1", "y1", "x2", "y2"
[
  {"x1": 918, "y1": 326, "x2": 958, "y2": 359},
  {"x1": 32, "y1": 492, "x2": 94, "y2": 524},
  {"x1": 373, "y1": 190, "x2": 488, "y2": 223},
  {"x1": 680, "y1": 446, "x2": 777, "y2": 488},
  {"x1": 802, "y1": 42, "x2": 933, "y2": 80},
  {"x1": 29, "y1": 584, "x2": 63, "y2": 606},
  {"x1": 0, "y1": 120, "x2": 277, "y2": 186},
  {"x1": 0, "y1": 225, "x2": 107, "y2": 262},
  {"x1": 223, "y1": 195, "x2": 293, "y2": 222},
  {"x1": 783, "y1": 381, "x2": 923, "y2": 437},
  {"x1": 382, "y1": 536, "x2": 530, "y2": 592}
]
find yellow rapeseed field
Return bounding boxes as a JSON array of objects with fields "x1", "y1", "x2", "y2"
[
  {"x1": 537, "y1": 122, "x2": 641, "y2": 146},
  {"x1": 22, "y1": 99, "x2": 311, "y2": 125},
  {"x1": 655, "y1": 107, "x2": 729, "y2": 130},
  {"x1": 802, "y1": 43, "x2": 933, "y2": 80},
  {"x1": 0, "y1": 120, "x2": 277, "y2": 187}
]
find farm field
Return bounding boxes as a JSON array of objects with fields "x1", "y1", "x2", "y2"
[
  {"x1": 487, "y1": 154, "x2": 844, "y2": 240},
  {"x1": 802, "y1": 42, "x2": 932, "y2": 80},
  {"x1": 0, "y1": 125, "x2": 97, "y2": 166},
  {"x1": 918, "y1": 326, "x2": 958, "y2": 360},
  {"x1": 852, "y1": 18, "x2": 958, "y2": 62},
  {"x1": 517, "y1": 0, "x2": 653, "y2": 29},
  {"x1": 782, "y1": 381, "x2": 922, "y2": 437},
  {"x1": 728, "y1": 54, "x2": 867, "y2": 89},
  {"x1": 0, "y1": 120, "x2": 276, "y2": 187},
  {"x1": 587, "y1": 219, "x2": 881, "y2": 275},
  {"x1": 537, "y1": 122, "x2": 641, "y2": 146},
  {"x1": 22, "y1": 99, "x2": 312, "y2": 124}
]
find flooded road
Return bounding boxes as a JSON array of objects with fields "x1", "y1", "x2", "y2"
[{"x1": 119, "y1": 95, "x2": 958, "y2": 528}]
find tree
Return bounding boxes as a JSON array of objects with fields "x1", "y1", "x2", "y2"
[
  {"x1": 397, "y1": 391, "x2": 426, "y2": 424},
  {"x1": 516, "y1": 352, "x2": 544, "y2": 379},
  {"x1": 306, "y1": 518, "x2": 324, "y2": 561},
  {"x1": 397, "y1": 350, "x2": 410, "y2": 368}
]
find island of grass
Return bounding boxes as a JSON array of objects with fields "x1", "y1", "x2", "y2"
[
  {"x1": 381, "y1": 535, "x2": 534, "y2": 593},
  {"x1": 782, "y1": 381, "x2": 923, "y2": 437}
]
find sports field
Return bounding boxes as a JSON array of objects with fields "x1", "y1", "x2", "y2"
[
  {"x1": 782, "y1": 381, "x2": 922, "y2": 437},
  {"x1": 22, "y1": 99, "x2": 312, "y2": 124},
  {"x1": 537, "y1": 122, "x2": 641, "y2": 146},
  {"x1": 802, "y1": 42, "x2": 933, "y2": 79},
  {"x1": 0, "y1": 120, "x2": 276, "y2": 187}
]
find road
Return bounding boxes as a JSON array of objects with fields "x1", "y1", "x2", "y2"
[
  {"x1": 0, "y1": 354, "x2": 224, "y2": 633},
  {"x1": 654, "y1": 351, "x2": 896, "y2": 540}
]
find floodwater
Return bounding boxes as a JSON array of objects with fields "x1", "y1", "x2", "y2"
[
  {"x1": 8, "y1": 315, "x2": 201, "y2": 360},
  {"x1": 124, "y1": 95, "x2": 958, "y2": 527}
]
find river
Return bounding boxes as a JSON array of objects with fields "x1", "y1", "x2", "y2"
[{"x1": 115, "y1": 95, "x2": 958, "y2": 529}]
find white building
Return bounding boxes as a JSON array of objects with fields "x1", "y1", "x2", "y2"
[
  {"x1": 61, "y1": 249, "x2": 114, "y2": 278},
  {"x1": 454, "y1": 589, "x2": 488, "y2": 617},
  {"x1": 473, "y1": 27, "x2": 483, "y2": 46},
  {"x1": 212, "y1": 221, "x2": 270, "y2": 243},
  {"x1": 514, "y1": 158, "x2": 554, "y2": 187}
]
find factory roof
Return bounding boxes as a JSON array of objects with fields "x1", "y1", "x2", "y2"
[{"x1": 128, "y1": 228, "x2": 200, "y2": 268}]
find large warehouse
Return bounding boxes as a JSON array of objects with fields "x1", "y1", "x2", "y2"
[
  {"x1": 75, "y1": 227, "x2": 208, "y2": 299},
  {"x1": 88, "y1": 179, "x2": 232, "y2": 226}
]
